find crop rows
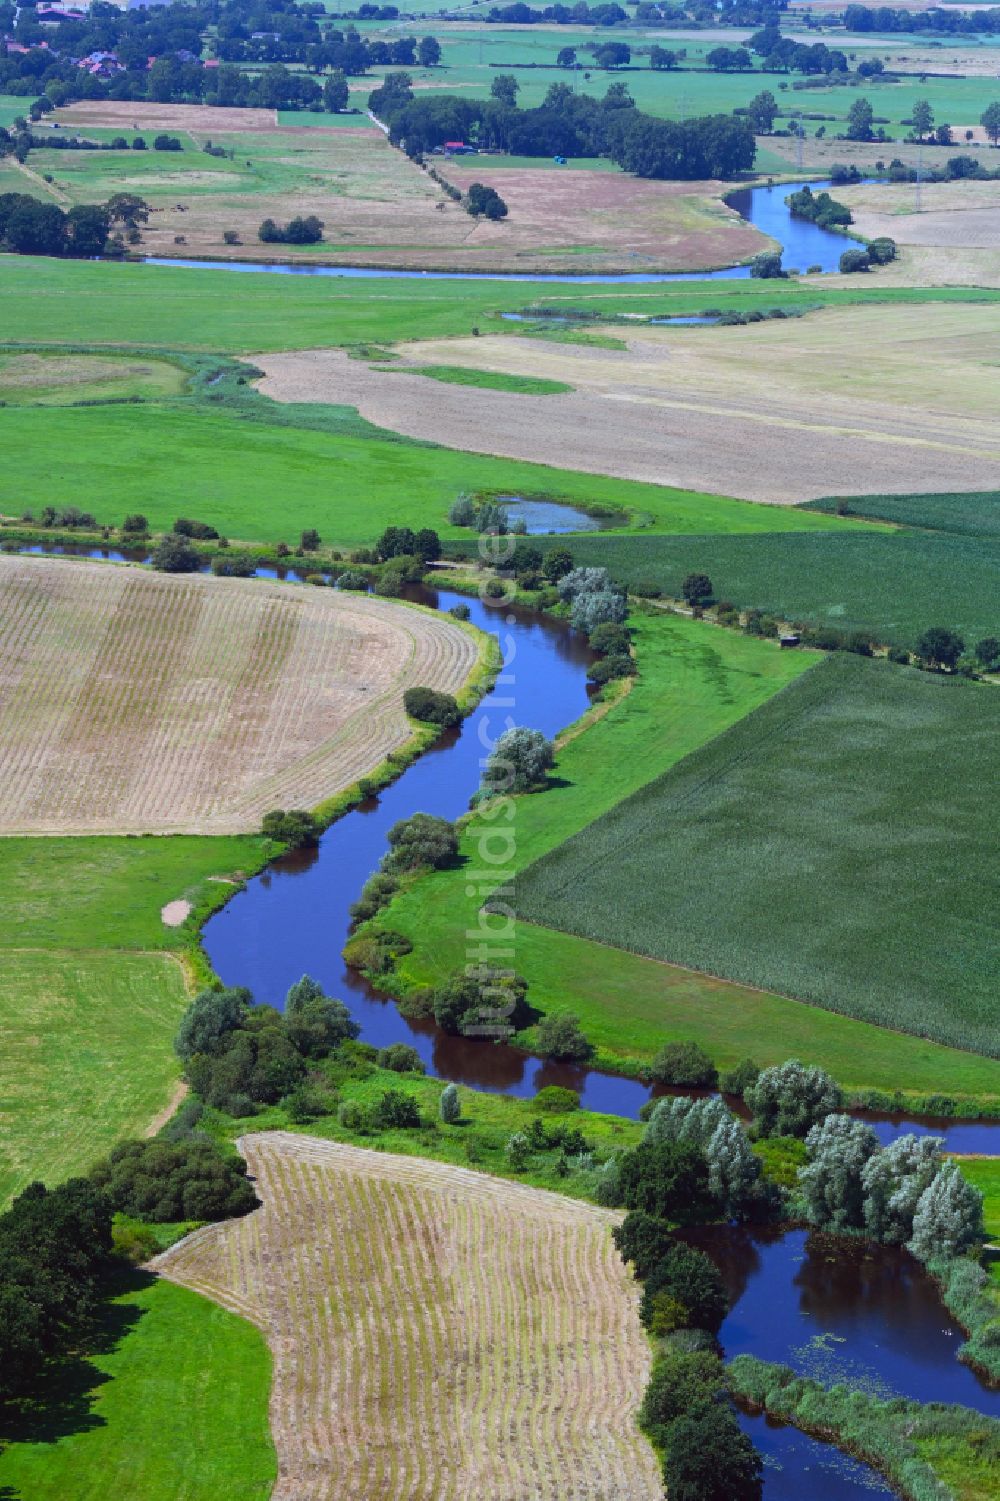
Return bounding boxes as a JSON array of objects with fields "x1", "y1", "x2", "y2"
[
  {"x1": 155, "y1": 1133, "x2": 661, "y2": 1501},
  {"x1": 0, "y1": 556, "x2": 477, "y2": 834}
]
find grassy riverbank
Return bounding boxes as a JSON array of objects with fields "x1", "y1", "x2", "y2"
[{"x1": 360, "y1": 611, "x2": 1000, "y2": 1106}]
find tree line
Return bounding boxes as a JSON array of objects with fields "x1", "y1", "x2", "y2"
[{"x1": 371, "y1": 73, "x2": 755, "y2": 180}]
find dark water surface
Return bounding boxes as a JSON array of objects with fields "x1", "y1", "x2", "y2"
[
  {"x1": 739, "y1": 1409, "x2": 898, "y2": 1499},
  {"x1": 691, "y1": 1226, "x2": 1000, "y2": 1417}
]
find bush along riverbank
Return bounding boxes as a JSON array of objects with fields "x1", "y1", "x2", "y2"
[{"x1": 728, "y1": 1356, "x2": 1000, "y2": 1501}]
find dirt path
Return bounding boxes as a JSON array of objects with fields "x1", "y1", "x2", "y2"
[{"x1": 143, "y1": 1079, "x2": 189, "y2": 1137}]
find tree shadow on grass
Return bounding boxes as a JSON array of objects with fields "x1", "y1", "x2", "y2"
[{"x1": 0, "y1": 1266, "x2": 155, "y2": 1451}]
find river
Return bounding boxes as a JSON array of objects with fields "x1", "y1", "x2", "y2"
[{"x1": 144, "y1": 178, "x2": 850, "y2": 283}]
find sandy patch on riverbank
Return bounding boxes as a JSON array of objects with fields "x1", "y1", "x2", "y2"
[
  {"x1": 161, "y1": 900, "x2": 193, "y2": 927},
  {"x1": 255, "y1": 305, "x2": 1000, "y2": 502}
]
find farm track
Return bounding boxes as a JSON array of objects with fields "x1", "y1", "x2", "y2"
[
  {"x1": 154, "y1": 1133, "x2": 662, "y2": 1501},
  {"x1": 0, "y1": 556, "x2": 478, "y2": 834}
]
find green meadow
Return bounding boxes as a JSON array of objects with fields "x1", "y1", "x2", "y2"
[
  {"x1": 368, "y1": 612, "x2": 1000, "y2": 1102},
  {"x1": 0, "y1": 835, "x2": 265, "y2": 1201},
  {"x1": 0, "y1": 398, "x2": 858, "y2": 546},
  {"x1": 3, "y1": 256, "x2": 1000, "y2": 355},
  {"x1": 0, "y1": 1275, "x2": 275, "y2": 1501},
  {"x1": 516, "y1": 654, "x2": 1000, "y2": 1057}
]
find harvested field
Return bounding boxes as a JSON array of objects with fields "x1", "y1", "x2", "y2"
[
  {"x1": 842, "y1": 178, "x2": 1000, "y2": 250},
  {"x1": 0, "y1": 556, "x2": 479, "y2": 835},
  {"x1": 55, "y1": 100, "x2": 279, "y2": 133},
  {"x1": 154, "y1": 1132, "x2": 661, "y2": 1501},
  {"x1": 255, "y1": 303, "x2": 1000, "y2": 502}
]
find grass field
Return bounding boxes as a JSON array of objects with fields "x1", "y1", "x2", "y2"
[
  {"x1": 521, "y1": 529, "x2": 1000, "y2": 650},
  {"x1": 0, "y1": 350, "x2": 188, "y2": 404},
  {"x1": 0, "y1": 1273, "x2": 275, "y2": 1500},
  {"x1": 516, "y1": 654, "x2": 1000, "y2": 1057},
  {"x1": 155, "y1": 1131, "x2": 662, "y2": 1501},
  {"x1": 0, "y1": 398, "x2": 861, "y2": 544},
  {"x1": 0, "y1": 950, "x2": 188, "y2": 1205},
  {"x1": 409, "y1": 363, "x2": 573, "y2": 394},
  {"x1": 369, "y1": 610, "x2": 1000, "y2": 1101},
  {"x1": 4, "y1": 256, "x2": 1000, "y2": 356},
  {"x1": 0, "y1": 832, "x2": 264, "y2": 1200},
  {"x1": 957, "y1": 1159, "x2": 1000, "y2": 1242},
  {"x1": 0, "y1": 555, "x2": 478, "y2": 834}
]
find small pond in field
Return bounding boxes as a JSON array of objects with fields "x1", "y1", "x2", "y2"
[{"x1": 497, "y1": 496, "x2": 617, "y2": 535}]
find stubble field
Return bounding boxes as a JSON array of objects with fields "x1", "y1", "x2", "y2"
[
  {"x1": 255, "y1": 302, "x2": 1000, "y2": 501},
  {"x1": 155, "y1": 1132, "x2": 662, "y2": 1501},
  {"x1": 0, "y1": 556, "x2": 478, "y2": 834}
]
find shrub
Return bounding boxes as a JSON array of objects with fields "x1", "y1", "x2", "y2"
[
  {"x1": 681, "y1": 572, "x2": 714, "y2": 608},
  {"x1": 531, "y1": 1085, "x2": 580, "y2": 1114},
  {"x1": 448, "y1": 602, "x2": 471, "y2": 620},
  {"x1": 588, "y1": 621, "x2": 632, "y2": 656},
  {"x1": 335, "y1": 570, "x2": 369, "y2": 590},
  {"x1": 750, "y1": 250, "x2": 785, "y2": 278},
  {"x1": 720, "y1": 1057, "x2": 760, "y2": 1096},
  {"x1": 284, "y1": 975, "x2": 360, "y2": 1057},
  {"x1": 153, "y1": 133, "x2": 182, "y2": 151},
  {"x1": 448, "y1": 494, "x2": 476, "y2": 526},
  {"x1": 641, "y1": 1241, "x2": 729, "y2": 1334},
  {"x1": 535, "y1": 1012, "x2": 592, "y2": 1061},
  {"x1": 466, "y1": 182, "x2": 508, "y2": 220},
  {"x1": 587, "y1": 655, "x2": 636, "y2": 685},
  {"x1": 376, "y1": 1043, "x2": 424, "y2": 1073},
  {"x1": 121, "y1": 512, "x2": 148, "y2": 534},
  {"x1": 612, "y1": 1210, "x2": 677, "y2": 1279},
  {"x1": 867, "y1": 235, "x2": 897, "y2": 264},
  {"x1": 745, "y1": 1059, "x2": 843, "y2": 1138},
  {"x1": 480, "y1": 726, "x2": 554, "y2": 795},
  {"x1": 571, "y1": 589, "x2": 627, "y2": 635},
  {"x1": 90, "y1": 1137, "x2": 257, "y2": 1222},
  {"x1": 173, "y1": 518, "x2": 219, "y2": 541},
  {"x1": 261, "y1": 808, "x2": 320, "y2": 847},
  {"x1": 663, "y1": 1406, "x2": 763, "y2": 1501},
  {"x1": 403, "y1": 685, "x2": 461, "y2": 727},
  {"x1": 618, "y1": 1138, "x2": 716, "y2": 1225},
  {"x1": 839, "y1": 247, "x2": 871, "y2": 273},
  {"x1": 439, "y1": 1083, "x2": 461, "y2": 1123},
  {"x1": 433, "y1": 968, "x2": 529, "y2": 1036},
  {"x1": 258, "y1": 214, "x2": 323, "y2": 244},
  {"x1": 337, "y1": 1100, "x2": 365, "y2": 1130},
  {"x1": 369, "y1": 1089, "x2": 421, "y2": 1129},
  {"x1": 645, "y1": 1041, "x2": 718, "y2": 1088},
  {"x1": 382, "y1": 812, "x2": 458, "y2": 873},
  {"x1": 211, "y1": 552, "x2": 255, "y2": 577},
  {"x1": 639, "y1": 1348, "x2": 726, "y2": 1446},
  {"x1": 175, "y1": 987, "x2": 251, "y2": 1062},
  {"x1": 506, "y1": 1131, "x2": 530, "y2": 1170},
  {"x1": 282, "y1": 1083, "x2": 337, "y2": 1123},
  {"x1": 152, "y1": 532, "x2": 200, "y2": 573}
]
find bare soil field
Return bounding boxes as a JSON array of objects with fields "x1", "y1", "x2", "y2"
[
  {"x1": 255, "y1": 303, "x2": 1000, "y2": 502},
  {"x1": 842, "y1": 177, "x2": 1000, "y2": 247},
  {"x1": 0, "y1": 557, "x2": 478, "y2": 835},
  {"x1": 154, "y1": 1132, "x2": 661, "y2": 1501}
]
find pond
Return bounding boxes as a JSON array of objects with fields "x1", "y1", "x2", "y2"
[
  {"x1": 143, "y1": 179, "x2": 851, "y2": 284},
  {"x1": 497, "y1": 496, "x2": 617, "y2": 535},
  {"x1": 689, "y1": 1226, "x2": 1000, "y2": 1417}
]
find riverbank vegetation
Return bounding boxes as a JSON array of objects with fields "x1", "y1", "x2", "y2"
[{"x1": 354, "y1": 608, "x2": 1000, "y2": 1105}]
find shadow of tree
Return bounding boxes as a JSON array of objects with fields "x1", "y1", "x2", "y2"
[{"x1": 0, "y1": 1267, "x2": 155, "y2": 1451}]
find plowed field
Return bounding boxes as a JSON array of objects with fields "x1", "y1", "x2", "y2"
[
  {"x1": 154, "y1": 1132, "x2": 661, "y2": 1501},
  {"x1": 0, "y1": 557, "x2": 478, "y2": 834}
]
